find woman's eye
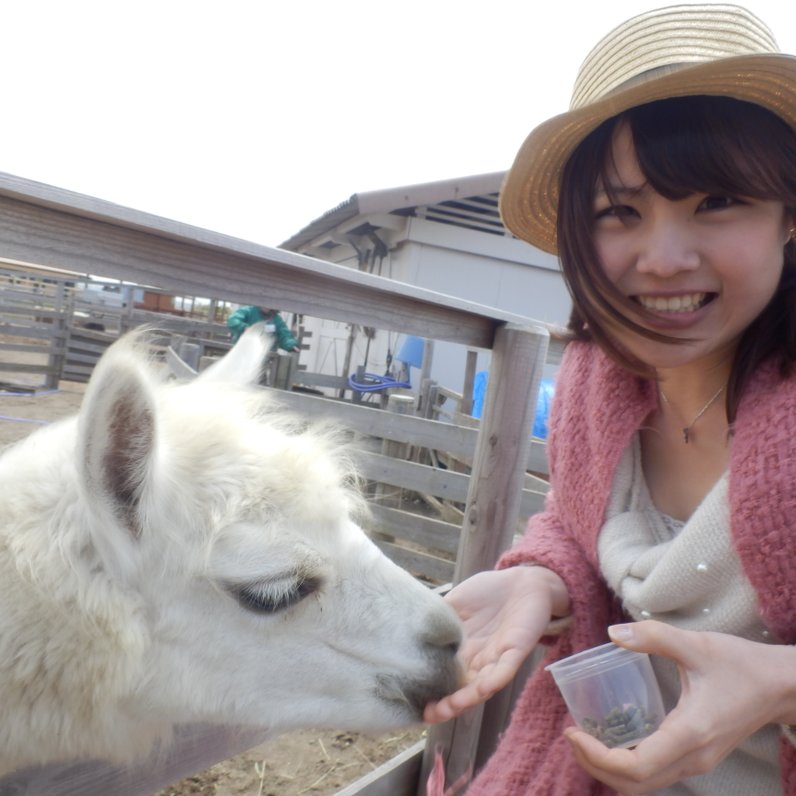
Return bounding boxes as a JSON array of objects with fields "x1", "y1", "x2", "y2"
[
  {"x1": 232, "y1": 576, "x2": 321, "y2": 614},
  {"x1": 698, "y1": 194, "x2": 738, "y2": 211},
  {"x1": 594, "y1": 204, "x2": 636, "y2": 221}
]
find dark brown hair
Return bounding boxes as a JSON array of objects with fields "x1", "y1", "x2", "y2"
[{"x1": 557, "y1": 95, "x2": 796, "y2": 422}]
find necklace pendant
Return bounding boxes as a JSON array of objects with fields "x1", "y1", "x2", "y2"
[{"x1": 659, "y1": 382, "x2": 725, "y2": 445}]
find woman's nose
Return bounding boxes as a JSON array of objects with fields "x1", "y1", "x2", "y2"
[{"x1": 635, "y1": 220, "x2": 700, "y2": 277}]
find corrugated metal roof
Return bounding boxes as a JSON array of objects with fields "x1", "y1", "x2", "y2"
[{"x1": 280, "y1": 171, "x2": 507, "y2": 250}]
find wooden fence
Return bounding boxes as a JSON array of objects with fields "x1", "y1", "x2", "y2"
[
  {"x1": 0, "y1": 265, "x2": 234, "y2": 388},
  {"x1": 0, "y1": 267, "x2": 70, "y2": 389},
  {"x1": 0, "y1": 171, "x2": 558, "y2": 795}
]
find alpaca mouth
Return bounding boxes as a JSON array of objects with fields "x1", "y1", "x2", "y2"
[
  {"x1": 375, "y1": 676, "x2": 419, "y2": 716},
  {"x1": 375, "y1": 665, "x2": 461, "y2": 717}
]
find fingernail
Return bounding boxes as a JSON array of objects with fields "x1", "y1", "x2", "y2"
[{"x1": 608, "y1": 623, "x2": 634, "y2": 642}]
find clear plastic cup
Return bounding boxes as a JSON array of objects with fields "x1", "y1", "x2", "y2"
[{"x1": 545, "y1": 642, "x2": 665, "y2": 748}]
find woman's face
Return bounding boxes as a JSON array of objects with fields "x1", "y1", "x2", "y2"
[{"x1": 593, "y1": 124, "x2": 791, "y2": 372}]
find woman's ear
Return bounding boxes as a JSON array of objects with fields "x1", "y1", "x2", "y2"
[
  {"x1": 786, "y1": 211, "x2": 796, "y2": 243},
  {"x1": 781, "y1": 216, "x2": 796, "y2": 250}
]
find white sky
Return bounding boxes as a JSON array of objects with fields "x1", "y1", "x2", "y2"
[{"x1": 1, "y1": 1, "x2": 794, "y2": 248}]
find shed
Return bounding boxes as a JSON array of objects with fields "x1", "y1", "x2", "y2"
[{"x1": 280, "y1": 172, "x2": 570, "y2": 393}]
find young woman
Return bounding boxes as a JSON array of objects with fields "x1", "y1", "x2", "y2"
[{"x1": 424, "y1": 5, "x2": 796, "y2": 794}]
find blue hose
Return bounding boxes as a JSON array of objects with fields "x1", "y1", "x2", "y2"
[{"x1": 348, "y1": 372, "x2": 411, "y2": 393}]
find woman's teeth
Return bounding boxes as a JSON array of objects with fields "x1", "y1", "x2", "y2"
[{"x1": 636, "y1": 292, "x2": 707, "y2": 312}]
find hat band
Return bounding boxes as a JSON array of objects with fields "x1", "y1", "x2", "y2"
[{"x1": 596, "y1": 61, "x2": 702, "y2": 103}]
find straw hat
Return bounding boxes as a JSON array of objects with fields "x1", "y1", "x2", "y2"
[{"x1": 500, "y1": 4, "x2": 796, "y2": 254}]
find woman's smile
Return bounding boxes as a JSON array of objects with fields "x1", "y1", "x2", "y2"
[
  {"x1": 634, "y1": 292, "x2": 710, "y2": 314},
  {"x1": 629, "y1": 291, "x2": 717, "y2": 332}
]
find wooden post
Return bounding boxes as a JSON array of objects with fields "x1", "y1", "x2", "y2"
[
  {"x1": 418, "y1": 321, "x2": 549, "y2": 794},
  {"x1": 460, "y1": 349, "x2": 478, "y2": 417},
  {"x1": 339, "y1": 325, "x2": 357, "y2": 399},
  {"x1": 419, "y1": 338, "x2": 434, "y2": 386},
  {"x1": 352, "y1": 364, "x2": 366, "y2": 404},
  {"x1": 120, "y1": 285, "x2": 135, "y2": 333},
  {"x1": 415, "y1": 337, "x2": 434, "y2": 411},
  {"x1": 178, "y1": 342, "x2": 201, "y2": 372},
  {"x1": 273, "y1": 351, "x2": 297, "y2": 391},
  {"x1": 47, "y1": 281, "x2": 67, "y2": 389}
]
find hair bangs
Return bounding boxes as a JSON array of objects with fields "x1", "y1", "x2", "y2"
[{"x1": 627, "y1": 96, "x2": 796, "y2": 206}]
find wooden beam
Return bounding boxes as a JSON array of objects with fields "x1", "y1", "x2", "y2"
[
  {"x1": 336, "y1": 739, "x2": 426, "y2": 796},
  {"x1": 0, "y1": 173, "x2": 541, "y2": 348}
]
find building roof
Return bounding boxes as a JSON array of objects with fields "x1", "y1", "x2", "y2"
[{"x1": 280, "y1": 171, "x2": 508, "y2": 251}]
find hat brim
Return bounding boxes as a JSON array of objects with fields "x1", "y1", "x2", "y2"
[{"x1": 499, "y1": 53, "x2": 796, "y2": 254}]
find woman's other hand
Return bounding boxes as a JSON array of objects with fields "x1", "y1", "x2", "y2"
[{"x1": 565, "y1": 620, "x2": 796, "y2": 794}]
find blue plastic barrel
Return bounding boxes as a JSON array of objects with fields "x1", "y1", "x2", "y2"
[
  {"x1": 396, "y1": 335, "x2": 425, "y2": 369},
  {"x1": 472, "y1": 372, "x2": 554, "y2": 440}
]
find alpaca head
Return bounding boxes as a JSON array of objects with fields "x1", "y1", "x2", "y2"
[{"x1": 71, "y1": 325, "x2": 462, "y2": 741}]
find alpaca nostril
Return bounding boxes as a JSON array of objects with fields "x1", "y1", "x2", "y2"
[{"x1": 421, "y1": 608, "x2": 463, "y2": 651}]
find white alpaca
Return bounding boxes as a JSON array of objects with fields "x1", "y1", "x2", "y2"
[{"x1": 0, "y1": 325, "x2": 461, "y2": 776}]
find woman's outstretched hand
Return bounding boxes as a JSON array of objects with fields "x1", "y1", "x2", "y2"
[
  {"x1": 564, "y1": 620, "x2": 796, "y2": 794},
  {"x1": 424, "y1": 565, "x2": 568, "y2": 724}
]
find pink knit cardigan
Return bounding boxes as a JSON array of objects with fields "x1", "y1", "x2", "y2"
[{"x1": 466, "y1": 341, "x2": 796, "y2": 795}]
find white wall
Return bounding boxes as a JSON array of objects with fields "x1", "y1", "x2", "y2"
[
  {"x1": 386, "y1": 219, "x2": 570, "y2": 392},
  {"x1": 296, "y1": 214, "x2": 571, "y2": 397}
]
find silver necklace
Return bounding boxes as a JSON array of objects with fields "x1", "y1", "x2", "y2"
[{"x1": 659, "y1": 384, "x2": 725, "y2": 444}]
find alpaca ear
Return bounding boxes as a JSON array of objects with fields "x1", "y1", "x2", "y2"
[
  {"x1": 78, "y1": 343, "x2": 156, "y2": 539},
  {"x1": 197, "y1": 321, "x2": 272, "y2": 385}
]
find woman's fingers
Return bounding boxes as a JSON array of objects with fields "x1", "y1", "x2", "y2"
[
  {"x1": 424, "y1": 651, "x2": 528, "y2": 723},
  {"x1": 564, "y1": 724, "x2": 704, "y2": 795},
  {"x1": 607, "y1": 619, "x2": 714, "y2": 673}
]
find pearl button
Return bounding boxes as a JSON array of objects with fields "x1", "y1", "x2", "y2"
[
  {"x1": 696, "y1": 562, "x2": 708, "y2": 573},
  {"x1": 702, "y1": 607, "x2": 711, "y2": 615},
  {"x1": 640, "y1": 610, "x2": 651, "y2": 619}
]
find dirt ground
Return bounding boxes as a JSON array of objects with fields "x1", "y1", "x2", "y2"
[
  {"x1": 152, "y1": 728, "x2": 426, "y2": 796},
  {"x1": 0, "y1": 355, "x2": 427, "y2": 795}
]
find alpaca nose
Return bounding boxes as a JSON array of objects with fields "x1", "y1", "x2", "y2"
[
  {"x1": 421, "y1": 604, "x2": 463, "y2": 653},
  {"x1": 414, "y1": 607, "x2": 464, "y2": 706}
]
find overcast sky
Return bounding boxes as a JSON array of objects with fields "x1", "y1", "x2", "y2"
[{"x1": 1, "y1": 1, "x2": 794, "y2": 248}]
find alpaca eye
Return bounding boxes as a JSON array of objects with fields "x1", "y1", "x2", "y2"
[{"x1": 232, "y1": 576, "x2": 321, "y2": 614}]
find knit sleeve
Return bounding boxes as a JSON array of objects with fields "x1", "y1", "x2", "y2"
[{"x1": 498, "y1": 488, "x2": 612, "y2": 643}]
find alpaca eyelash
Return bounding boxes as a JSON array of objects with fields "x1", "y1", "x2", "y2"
[{"x1": 231, "y1": 576, "x2": 321, "y2": 614}]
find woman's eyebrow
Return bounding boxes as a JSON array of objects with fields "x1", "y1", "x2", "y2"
[{"x1": 594, "y1": 181, "x2": 650, "y2": 201}]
